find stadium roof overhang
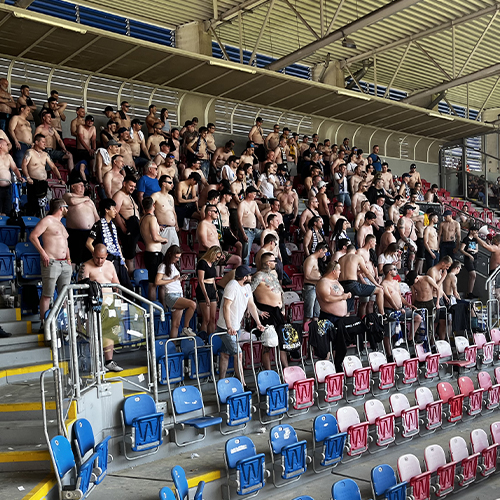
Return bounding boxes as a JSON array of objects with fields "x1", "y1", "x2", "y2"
[{"x1": 0, "y1": 4, "x2": 496, "y2": 142}]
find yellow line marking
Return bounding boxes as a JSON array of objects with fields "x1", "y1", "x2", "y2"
[
  {"x1": 105, "y1": 366, "x2": 148, "y2": 379},
  {"x1": 0, "y1": 362, "x2": 54, "y2": 380},
  {"x1": 27, "y1": 321, "x2": 32, "y2": 334},
  {"x1": 21, "y1": 474, "x2": 56, "y2": 500},
  {"x1": 15, "y1": 308, "x2": 21, "y2": 321},
  {"x1": 0, "y1": 450, "x2": 50, "y2": 463},
  {"x1": 187, "y1": 470, "x2": 221, "y2": 488},
  {"x1": 0, "y1": 401, "x2": 57, "y2": 412}
]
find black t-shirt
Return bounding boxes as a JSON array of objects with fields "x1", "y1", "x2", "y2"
[
  {"x1": 196, "y1": 259, "x2": 217, "y2": 279},
  {"x1": 308, "y1": 319, "x2": 336, "y2": 360},
  {"x1": 462, "y1": 236, "x2": 478, "y2": 257}
]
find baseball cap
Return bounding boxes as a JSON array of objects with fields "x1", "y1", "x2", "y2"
[
  {"x1": 131, "y1": 118, "x2": 143, "y2": 126},
  {"x1": 402, "y1": 173, "x2": 410, "y2": 178},
  {"x1": 107, "y1": 139, "x2": 122, "y2": 147},
  {"x1": 410, "y1": 163, "x2": 416, "y2": 169},
  {"x1": 318, "y1": 181, "x2": 327, "y2": 188},
  {"x1": 246, "y1": 186, "x2": 259, "y2": 194},
  {"x1": 443, "y1": 210, "x2": 452, "y2": 216},
  {"x1": 404, "y1": 204, "x2": 416, "y2": 212},
  {"x1": 235, "y1": 265, "x2": 254, "y2": 279},
  {"x1": 117, "y1": 127, "x2": 128, "y2": 135},
  {"x1": 85, "y1": 115, "x2": 94, "y2": 122},
  {"x1": 103, "y1": 106, "x2": 114, "y2": 114},
  {"x1": 69, "y1": 176, "x2": 84, "y2": 186}
]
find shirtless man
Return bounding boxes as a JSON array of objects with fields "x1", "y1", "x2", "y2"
[
  {"x1": 212, "y1": 142, "x2": 232, "y2": 179},
  {"x1": 473, "y1": 234, "x2": 500, "y2": 301},
  {"x1": 0, "y1": 138, "x2": 23, "y2": 215},
  {"x1": 382, "y1": 264, "x2": 420, "y2": 357},
  {"x1": 145, "y1": 104, "x2": 157, "y2": 135},
  {"x1": 155, "y1": 148, "x2": 177, "y2": 180},
  {"x1": 303, "y1": 242, "x2": 328, "y2": 321},
  {"x1": 255, "y1": 232, "x2": 279, "y2": 271},
  {"x1": 103, "y1": 154, "x2": 125, "y2": 199},
  {"x1": 21, "y1": 134, "x2": 62, "y2": 216},
  {"x1": 17, "y1": 85, "x2": 36, "y2": 123},
  {"x1": 261, "y1": 199, "x2": 284, "y2": 229},
  {"x1": 170, "y1": 128, "x2": 181, "y2": 163},
  {"x1": 151, "y1": 175, "x2": 179, "y2": 253},
  {"x1": 299, "y1": 197, "x2": 320, "y2": 237},
  {"x1": 349, "y1": 165, "x2": 364, "y2": 195},
  {"x1": 217, "y1": 188, "x2": 242, "y2": 259},
  {"x1": 9, "y1": 104, "x2": 32, "y2": 169},
  {"x1": 140, "y1": 196, "x2": 168, "y2": 300},
  {"x1": 265, "y1": 124, "x2": 280, "y2": 152},
  {"x1": 338, "y1": 245, "x2": 384, "y2": 314},
  {"x1": 273, "y1": 135, "x2": 289, "y2": 170},
  {"x1": 146, "y1": 122, "x2": 164, "y2": 158},
  {"x1": 248, "y1": 117, "x2": 265, "y2": 165},
  {"x1": 388, "y1": 195, "x2": 404, "y2": 225},
  {"x1": 438, "y1": 210, "x2": 461, "y2": 260},
  {"x1": 370, "y1": 195, "x2": 385, "y2": 242},
  {"x1": 70, "y1": 106, "x2": 86, "y2": 137},
  {"x1": 351, "y1": 182, "x2": 368, "y2": 218},
  {"x1": 187, "y1": 127, "x2": 211, "y2": 180},
  {"x1": 229, "y1": 167, "x2": 247, "y2": 227},
  {"x1": 96, "y1": 139, "x2": 121, "y2": 186},
  {"x1": 36, "y1": 112, "x2": 74, "y2": 172},
  {"x1": 29, "y1": 199, "x2": 71, "y2": 336},
  {"x1": 329, "y1": 202, "x2": 347, "y2": 233},
  {"x1": 117, "y1": 128, "x2": 135, "y2": 170},
  {"x1": 408, "y1": 163, "x2": 421, "y2": 189},
  {"x1": 116, "y1": 101, "x2": 131, "y2": 130},
  {"x1": 424, "y1": 184, "x2": 439, "y2": 203},
  {"x1": 47, "y1": 97, "x2": 66, "y2": 137},
  {"x1": 0, "y1": 78, "x2": 16, "y2": 132},
  {"x1": 357, "y1": 211, "x2": 376, "y2": 248},
  {"x1": 354, "y1": 200, "x2": 370, "y2": 232},
  {"x1": 443, "y1": 261, "x2": 462, "y2": 304},
  {"x1": 238, "y1": 186, "x2": 266, "y2": 265},
  {"x1": 183, "y1": 159, "x2": 208, "y2": 186},
  {"x1": 76, "y1": 115, "x2": 96, "y2": 170},
  {"x1": 175, "y1": 172, "x2": 200, "y2": 229},
  {"x1": 64, "y1": 177, "x2": 98, "y2": 267},
  {"x1": 379, "y1": 220, "x2": 396, "y2": 256},
  {"x1": 356, "y1": 234, "x2": 379, "y2": 317},
  {"x1": 251, "y1": 252, "x2": 289, "y2": 369},
  {"x1": 113, "y1": 176, "x2": 140, "y2": 275},
  {"x1": 277, "y1": 181, "x2": 298, "y2": 232},
  {"x1": 129, "y1": 118, "x2": 151, "y2": 171},
  {"x1": 78, "y1": 243, "x2": 123, "y2": 372},
  {"x1": 423, "y1": 212, "x2": 440, "y2": 271},
  {"x1": 316, "y1": 182, "x2": 330, "y2": 236},
  {"x1": 380, "y1": 162, "x2": 395, "y2": 193},
  {"x1": 333, "y1": 238, "x2": 349, "y2": 262},
  {"x1": 100, "y1": 119, "x2": 117, "y2": 148},
  {"x1": 398, "y1": 205, "x2": 418, "y2": 271}
]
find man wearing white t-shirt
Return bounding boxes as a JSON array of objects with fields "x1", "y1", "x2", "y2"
[{"x1": 217, "y1": 265, "x2": 264, "y2": 382}]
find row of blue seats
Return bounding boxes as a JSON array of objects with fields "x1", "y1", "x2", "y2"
[{"x1": 0, "y1": 241, "x2": 42, "y2": 281}]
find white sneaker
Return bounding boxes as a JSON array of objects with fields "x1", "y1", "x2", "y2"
[
  {"x1": 105, "y1": 361, "x2": 123, "y2": 372},
  {"x1": 395, "y1": 338, "x2": 404, "y2": 347},
  {"x1": 182, "y1": 327, "x2": 196, "y2": 337}
]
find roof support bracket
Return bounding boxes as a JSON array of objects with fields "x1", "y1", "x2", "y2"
[
  {"x1": 248, "y1": 0, "x2": 276, "y2": 66},
  {"x1": 383, "y1": 41, "x2": 411, "y2": 98}
]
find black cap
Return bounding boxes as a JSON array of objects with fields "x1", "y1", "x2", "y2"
[
  {"x1": 131, "y1": 118, "x2": 142, "y2": 126},
  {"x1": 246, "y1": 186, "x2": 259, "y2": 194},
  {"x1": 235, "y1": 265, "x2": 254, "y2": 279},
  {"x1": 117, "y1": 127, "x2": 128, "y2": 135},
  {"x1": 85, "y1": 115, "x2": 94, "y2": 122},
  {"x1": 103, "y1": 106, "x2": 114, "y2": 114},
  {"x1": 69, "y1": 176, "x2": 84, "y2": 185}
]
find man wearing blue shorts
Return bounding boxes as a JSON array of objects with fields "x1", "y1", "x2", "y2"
[{"x1": 216, "y1": 265, "x2": 264, "y2": 382}]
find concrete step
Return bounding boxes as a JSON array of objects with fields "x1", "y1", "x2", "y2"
[
  {"x1": 0, "y1": 346, "x2": 51, "y2": 370},
  {"x1": 0, "y1": 360, "x2": 55, "y2": 384},
  {"x1": 0, "y1": 333, "x2": 43, "y2": 350},
  {"x1": 0, "y1": 443, "x2": 51, "y2": 472},
  {"x1": 0, "y1": 308, "x2": 38, "y2": 323},
  {"x1": 0, "y1": 419, "x2": 58, "y2": 446},
  {"x1": 1, "y1": 319, "x2": 40, "y2": 335}
]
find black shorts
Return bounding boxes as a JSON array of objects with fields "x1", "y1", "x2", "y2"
[
  {"x1": 0, "y1": 184, "x2": 12, "y2": 215},
  {"x1": 254, "y1": 299, "x2": 287, "y2": 349},
  {"x1": 255, "y1": 144, "x2": 266, "y2": 162},
  {"x1": 67, "y1": 228, "x2": 91, "y2": 265},
  {"x1": 416, "y1": 237, "x2": 425, "y2": 259},
  {"x1": 144, "y1": 251, "x2": 163, "y2": 283},
  {"x1": 464, "y1": 255, "x2": 477, "y2": 272},
  {"x1": 74, "y1": 149, "x2": 91, "y2": 165},
  {"x1": 196, "y1": 282, "x2": 217, "y2": 303},
  {"x1": 117, "y1": 216, "x2": 140, "y2": 260},
  {"x1": 221, "y1": 226, "x2": 238, "y2": 251}
]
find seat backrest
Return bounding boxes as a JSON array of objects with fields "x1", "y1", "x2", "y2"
[
  {"x1": 315, "y1": 360, "x2": 336, "y2": 383},
  {"x1": 449, "y1": 436, "x2": 469, "y2": 462},
  {"x1": 336, "y1": 406, "x2": 360, "y2": 433},
  {"x1": 473, "y1": 333, "x2": 486, "y2": 348},
  {"x1": 491, "y1": 328, "x2": 500, "y2": 344},
  {"x1": 283, "y1": 291, "x2": 300, "y2": 305},
  {"x1": 313, "y1": 414, "x2": 339, "y2": 442},
  {"x1": 478, "y1": 371, "x2": 492, "y2": 390},
  {"x1": 181, "y1": 336, "x2": 204, "y2": 356},
  {"x1": 437, "y1": 382, "x2": 456, "y2": 403},
  {"x1": 269, "y1": 424, "x2": 298, "y2": 454},
  {"x1": 133, "y1": 268, "x2": 148, "y2": 283},
  {"x1": 389, "y1": 393, "x2": 410, "y2": 418},
  {"x1": 368, "y1": 351, "x2": 387, "y2": 372},
  {"x1": 471, "y1": 428, "x2": 490, "y2": 454},
  {"x1": 424, "y1": 445, "x2": 447, "y2": 472},
  {"x1": 166, "y1": 341, "x2": 177, "y2": 355},
  {"x1": 415, "y1": 343, "x2": 429, "y2": 362},
  {"x1": 258, "y1": 370, "x2": 282, "y2": 394},
  {"x1": 332, "y1": 478, "x2": 362, "y2": 500},
  {"x1": 123, "y1": 394, "x2": 157, "y2": 426},
  {"x1": 0, "y1": 242, "x2": 10, "y2": 254},
  {"x1": 364, "y1": 399, "x2": 387, "y2": 424},
  {"x1": 217, "y1": 378, "x2": 243, "y2": 404},
  {"x1": 435, "y1": 340, "x2": 452, "y2": 357},
  {"x1": 371, "y1": 464, "x2": 397, "y2": 497},
  {"x1": 283, "y1": 366, "x2": 306, "y2": 388},
  {"x1": 291, "y1": 496, "x2": 314, "y2": 500},
  {"x1": 72, "y1": 419, "x2": 95, "y2": 459},
  {"x1": 155, "y1": 340, "x2": 166, "y2": 358},
  {"x1": 210, "y1": 334, "x2": 223, "y2": 355},
  {"x1": 455, "y1": 336, "x2": 469, "y2": 354},
  {"x1": 495, "y1": 367, "x2": 500, "y2": 384},
  {"x1": 392, "y1": 348, "x2": 410, "y2": 367},
  {"x1": 173, "y1": 386, "x2": 203, "y2": 415},
  {"x1": 491, "y1": 422, "x2": 500, "y2": 444},
  {"x1": 50, "y1": 435, "x2": 75, "y2": 478},
  {"x1": 415, "y1": 387, "x2": 434, "y2": 410},
  {"x1": 171, "y1": 465, "x2": 188, "y2": 500},
  {"x1": 342, "y1": 355, "x2": 363, "y2": 377},
  {"x1": 15, "y1": 241, "x2": 37, "y2": 255},
  {"x1": 397, "y1": 454, "x2": 422, "y2": 482},
  {"x1": 458, "y1": 376, "x2": 475, "y2": 396},
  {"x1": 159, "y1": 487, "x2": 176, "y2": 500},
  {"x1": 225, "y1": 436, "x2": 256, "y2": 469}
]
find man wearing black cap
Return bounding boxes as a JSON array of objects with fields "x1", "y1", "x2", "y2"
[
  {"x1": 129, "y1": 118, "x2": 150, "y2": 171},
  {"x1": 75, "y1": 115, "x2": 96, "y2": 168},
  {"x1": 102, "y1": 105, "x2": 118, "y2": 122},
  {"x1": 64, "y1": 177, "x2": 98, "y2": 267},
  {"x1": 216, "y1": 265, "x2": 264, "y2": 381},
  {"x1": 408, "y1": 163, "x2": 421, "y2": 189},
  {"x1": 438, "y1": 210, "x2": 461, "y2": 260},
  {"x1": 399, "y1": 173, "x2": 411, "y2": 199}
]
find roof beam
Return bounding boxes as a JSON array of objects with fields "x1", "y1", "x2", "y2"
[
  {"x1": 14, "y1": 0, "x2": 35, "y2": 8},
  {"x1": 209, "y1": 0, "x2": 270, "y2": 28},
  {"x1": 404, "y1": 62, "x2": 500, "y2": 104},
  {"x1": 266, "y1": 0, "x2": 421, "y2": 71},
  {"x1": 341, "y1": 3, "x2": 500, "y2": 69},
  {"x1": 281, "y1": 0, "x2": 319, "y2": 40}
]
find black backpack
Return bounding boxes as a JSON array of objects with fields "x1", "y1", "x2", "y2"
[{"x1": 364, "y1": 312, "x2": 384, "y2": 348}]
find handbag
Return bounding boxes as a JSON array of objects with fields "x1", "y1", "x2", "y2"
[{"x1": 260, "y1": 325, "x2": 279, "y2": 348}]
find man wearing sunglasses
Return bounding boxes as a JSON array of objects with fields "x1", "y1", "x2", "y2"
[{"x1": 152, "y1": 175, "x2": 179, "y2": 254}]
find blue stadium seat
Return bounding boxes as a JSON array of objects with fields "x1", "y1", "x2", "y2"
[
  {"x1": 171, "y1": 385, "x2": 222, "y2": 447},
  {"x1": 133, "y1": 269, "x2": 149, "y2": 297},
  {"x1": 22, "y1": 216, "x2": 40, "y2": 239},
  {"x1": 371, "y1": 464, "x2": 407, "y2": 500},
  {"x1": 159, "y1": 487, "x2": 176, "y2": 500},
  {"x1": 311, "y1": 414, "x2": 347, "y2": 473},
  {"x1": 217, "y1": 378, "x2": 253, "y2": 434},
  {"x1": 157, "y1": 339, "x2": 184, "y2": 385},
  {"x1": 0, "y1": 242, "x2": 15, "y2": 281},
  {"x1": 153, "y1": 300, "x2": 171, "y2": 337},
  {"x1": 181, "y1": 337, "x2": 211, "y2": 380},
  {"x1": 210, "y1": 333, "x2": 234, "y2": 375},
  {"x1": 224, "y1": 436, "x2": 266, "y2": 497},
  {"x1": 72, "y1": 418, "x2": 112, "y2": 485},
  {"x1": 120, "y1": 394, "x2": 163, "y2": 460},
  {"x1": 269, "y1": 424, "x2": 308, "y2": 487},
  {"x1": 171, "y1": 465, "x2": 205, "y2": 500},
  {"x1": 50, "y1": 434, "x2": 95, "y2": 499},
  {"x1": 332, "y1": 479, "x2": 368, "y2": 500},
  {"x1": 0, "y1": 225, "x2": 20, "y2": 247},
  {"x1": 15, "y1": 242, "x2": 41, "y2": 280},
  {"x1": 292, "y1": 497, "x2": 315, "y2": 500},
  {"x1": 257, "y1": 370, "x2": 289, "y2": 424}
]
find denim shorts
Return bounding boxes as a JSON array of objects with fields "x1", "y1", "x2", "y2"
[
  {"x1": 216, "y1": 327, "x2": 242, "y2": 356},
  {"x1": 303, "y1": 283, "x2": 320, "y2": 319},
  {"x1": 165, "y1": 293, "x2": 182, "y2": 311}
]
